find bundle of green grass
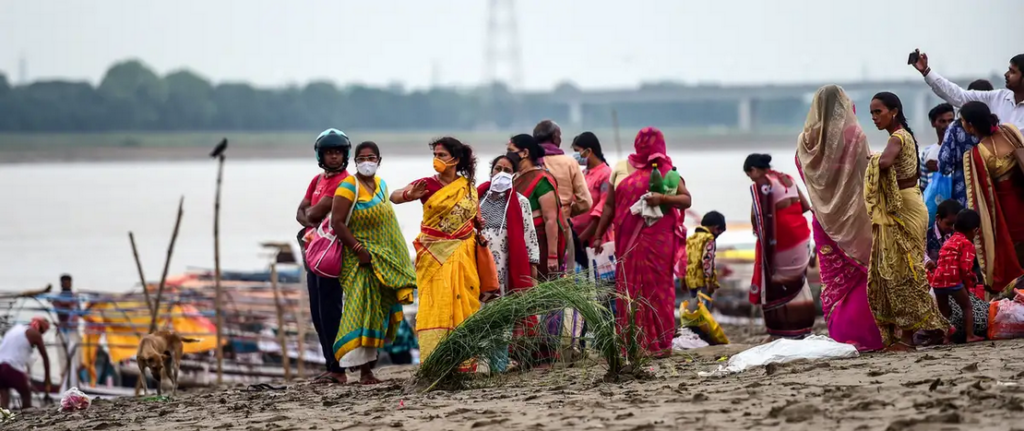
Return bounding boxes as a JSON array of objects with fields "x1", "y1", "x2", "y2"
[{"x1": 412, "y1": 276, "x2": 650, "y2": 390}]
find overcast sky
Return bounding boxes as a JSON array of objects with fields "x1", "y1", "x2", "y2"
[{"x1": 2, "y1": 0, "x2": 1020, "y2": 90}]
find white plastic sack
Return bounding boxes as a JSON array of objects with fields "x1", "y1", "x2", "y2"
[
  {"x1": 672, "y1": 327, "x2": 709, "y2": 350},
  {"x1": 586, "y1": 244, "x2": 616, "y2": 284},
  {"x1": 698, "y1": 335, "x2": 858, "y2": 377}
]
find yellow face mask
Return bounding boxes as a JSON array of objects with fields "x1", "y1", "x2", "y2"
[{"x1": 433, "y1": 157, "x2": 454, "y2": 174}]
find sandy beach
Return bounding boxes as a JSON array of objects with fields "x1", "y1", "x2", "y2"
[{"x1": 9, "y1": 323, "x2": 1024, "y2": 431}]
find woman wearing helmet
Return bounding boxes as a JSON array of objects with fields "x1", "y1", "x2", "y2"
[{"x1": 296, "y1": 128, "x2": 351, "y2": 384}]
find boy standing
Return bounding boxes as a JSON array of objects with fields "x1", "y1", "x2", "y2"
[
  {"x1": 928, "y1": 209, "x2": 985, "y2": 343},
  {"x1": 925, "y1": 199, "x2": 962, "y2": 271}
]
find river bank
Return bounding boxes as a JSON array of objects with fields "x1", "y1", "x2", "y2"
[
  {"x1": 0, "y1": 130, "x2": 798, "y2": 164},
  {"x1": 9, "y1": 327, "x2": 1024, "y2": 431}
]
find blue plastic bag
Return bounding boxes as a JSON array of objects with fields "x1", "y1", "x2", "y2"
[{"x1": 924, "y1": 174, "x2": 952, "y2": 228}]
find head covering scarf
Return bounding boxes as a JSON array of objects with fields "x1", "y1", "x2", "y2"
[
  {"x1": 796, "y1": 85, "x2": 872, "y2": 263},
  {"x1": 628, "y1": 127, "x2": 672, "y2": 175}
]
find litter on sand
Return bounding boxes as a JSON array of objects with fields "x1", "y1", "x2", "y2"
[
  {"x1": 698, "y1": 335, "x2": 858, "y2": 377},
  {"x1": 58, "y1": 388, "x2": 91, "y2": 412}
]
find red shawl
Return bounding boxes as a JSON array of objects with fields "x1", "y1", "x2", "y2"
[{"x1": 478, "y1": 182, "x2": 534, "y2": 293}]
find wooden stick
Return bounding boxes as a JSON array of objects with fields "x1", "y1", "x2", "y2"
[
  {"x1": 149, "y1": 196, "x2": 184, "y2": 334},
  {"x1": 270, "y1": 263, "x2": 291, "y2": 380},
  {"x1": 295, "y1": 272, "x2": 307, "y2": 379},
  {"x1": 128, "y1": 232, "x2": 153, "y2": 315},
  {"x1": 213, "y1": 152, "x2": 225, "y2": 385}
]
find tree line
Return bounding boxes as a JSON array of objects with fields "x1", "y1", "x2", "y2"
[{"x1": 0, "y1": 60, "x2": 807, "y2": 132}]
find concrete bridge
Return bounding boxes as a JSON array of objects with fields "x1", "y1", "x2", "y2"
[{"x1": 536, "y1": 74, "x2": 1002, "y2": 133}]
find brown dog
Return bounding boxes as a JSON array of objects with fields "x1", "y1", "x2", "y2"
[{"x1": 135, "y1": 330, "x2": 200, "y2": 396}]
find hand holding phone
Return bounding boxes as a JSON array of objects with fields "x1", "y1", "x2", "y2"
[
  {"x1": 908, "y1": 49, "x2": 929, "y2": 75},
  {"x1": 907, "y1": 50, "x2": 920, "y2": 65}
]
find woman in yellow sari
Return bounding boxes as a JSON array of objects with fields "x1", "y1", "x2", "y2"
[
  {"x1": 866, "y1": 92, "x2": 948, "y2": 350},
  {"x1": 390, "y1": 137, "x2": 482, "y2": 362}
]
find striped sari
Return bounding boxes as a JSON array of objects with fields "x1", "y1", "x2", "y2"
[
  {"x1": 332, "y1": 176, "x2": 416, "y2": 367},
  {"x1": 749, "y1": 172, "x2": 815, "y2": 338}
]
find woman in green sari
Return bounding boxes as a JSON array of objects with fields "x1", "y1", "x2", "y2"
[{"x1": 329, "y1": 141, "x2": 417, "y2": 384}]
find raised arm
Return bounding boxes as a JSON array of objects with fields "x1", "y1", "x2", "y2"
[
  {"x1": 390, "y1": 180, "x2": 428, "y2": 205},
  {"x1": 914, "y1": 51, "x2": 998, "y2": 108}
]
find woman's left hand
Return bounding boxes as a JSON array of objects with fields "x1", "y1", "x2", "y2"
[
  {"x1": 546, "y1": 257, "x2": 559, "y2": 274},
  {"x1": 356, "y1": 248, "x2": 372, "y2": 265},
  {"x1": 644, "y1": 193, "x2": 664, "y2": 206},
  {"x1": 480, "y1": 291, "x2": 499, "y2": 303}
]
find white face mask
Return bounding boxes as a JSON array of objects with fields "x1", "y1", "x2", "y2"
[
  {"x1": 356, "y1": 161, "x2": 378, "y2": 177},
  {"x1": 489, "y1": 172, "x2": 514, "y2": 193}
]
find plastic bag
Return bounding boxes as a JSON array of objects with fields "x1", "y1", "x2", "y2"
[
  {"x1": 698, "y1": 335, "x2": 859, "y2": 377},
  {"x1": 923, "y1": 174, "x2": 952, "y2": 227},
  {"x1": 678, "y1": 291, "x2": 729, "y2": 346},
  {"x1": 586, "y1": 244, "x2": 616, "y2": 284},
  {"x1": 988, "y1": 289, "x2": 1024, "y2": 340},
  {"x1": 58, "y1": 387, "x2": 91, "y2": 412},
  {"x1": 672, "y1": 327, "x2": 709, "y2": 350}
]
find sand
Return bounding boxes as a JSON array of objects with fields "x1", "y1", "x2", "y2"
[{"x1": 9, "y1": 326, "x2": 1024, "y2": 431}]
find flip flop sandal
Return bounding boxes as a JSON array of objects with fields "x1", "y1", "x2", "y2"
[
  {"x1": 310, "y1": 375, "x2": 342, "y2": 385},
  {"x1": 245, "y1": 383, "x2": 287, "y2": 392}
]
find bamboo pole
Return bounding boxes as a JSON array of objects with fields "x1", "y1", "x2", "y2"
[
  {"x1": 149, "y1": 196, "x2": 184, "y2": 334},
  {"x1": 128, "y1": 232, "x2": 153, "y2": 315},
  {"x1": 211, "y1": 139, "x2": 227, "y2": 385},
  {"x1": 270, "y1": 263, "x2": 291, "y2": 380},
  {"x1": 295, "y1": 272, "x2": 307, "y2": 379}
]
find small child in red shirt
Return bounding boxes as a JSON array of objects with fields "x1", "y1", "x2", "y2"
[{"x1": 927, "y1": 209, "x2": 984, "y2": 343}]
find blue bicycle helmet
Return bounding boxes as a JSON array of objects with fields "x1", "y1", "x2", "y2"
[{"x1": 314, "y1": 128, "x2": 351, "y2": 172}]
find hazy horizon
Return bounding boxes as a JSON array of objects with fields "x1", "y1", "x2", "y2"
[{"x1": 2, "y1": 0, "x2": 1021, "y2": 91}]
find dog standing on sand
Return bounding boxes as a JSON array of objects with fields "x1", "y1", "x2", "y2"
[{"x1": 135, "y1": 330, "x2": 199, "y2": 396}]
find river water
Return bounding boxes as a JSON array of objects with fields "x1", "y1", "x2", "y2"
[{"x1": 0, "y1": 147, "x2": 807, "y2": 292}]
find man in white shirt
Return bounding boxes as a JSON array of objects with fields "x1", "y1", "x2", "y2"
[
  {"x1": 920, "y1": 103, "x2": 954, "y2": 189},
  {"x1": 0, "y1": 317, "x2": 52, "y2": 409},
  {"x1": 912, "y1": 51, "x2": 1024, "y2": 130}
]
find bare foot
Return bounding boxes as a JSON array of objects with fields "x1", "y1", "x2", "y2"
[
  {"x1": 311, "y1": 372, "x2": 346, "y2": 385},
  {"x1": 967, "y1": 335, "x2": 985, "y2": 343},
  {"x1": 359, "y1": 370, "x2": 382, "y2": 385}
]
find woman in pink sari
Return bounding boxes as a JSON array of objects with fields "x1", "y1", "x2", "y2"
[
  {"x1": 796, "y1": 85, "x2": 883, "y2": 351},
  {"x1": 594, "y1": 127, "x2": 692, "y2": 358}
]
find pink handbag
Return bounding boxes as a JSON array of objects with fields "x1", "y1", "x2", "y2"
[{"x1": 304, "y1": 179, "x2": 358, "y2": 278}]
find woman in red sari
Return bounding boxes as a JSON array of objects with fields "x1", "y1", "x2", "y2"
[
  {"x1": 744, "y1": 154, "x2": 816, "y2": 339},
  {"x1": 960, "y1": 102, "x2": 1024, "y2": 294},
  {"x1": 507, "y1": 134, "x2": 565, "y2": 278},
  {"x1": 594, "y1": 127, "x2": 692, "y2": 358}
]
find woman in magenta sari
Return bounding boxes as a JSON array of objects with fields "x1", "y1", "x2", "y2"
[
  {"x1": 796, "y1": 85, "x2": 883, "y2": 351},
  {"x1": 594, "y1": 127, "x2": 692, "y2": 358}
]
